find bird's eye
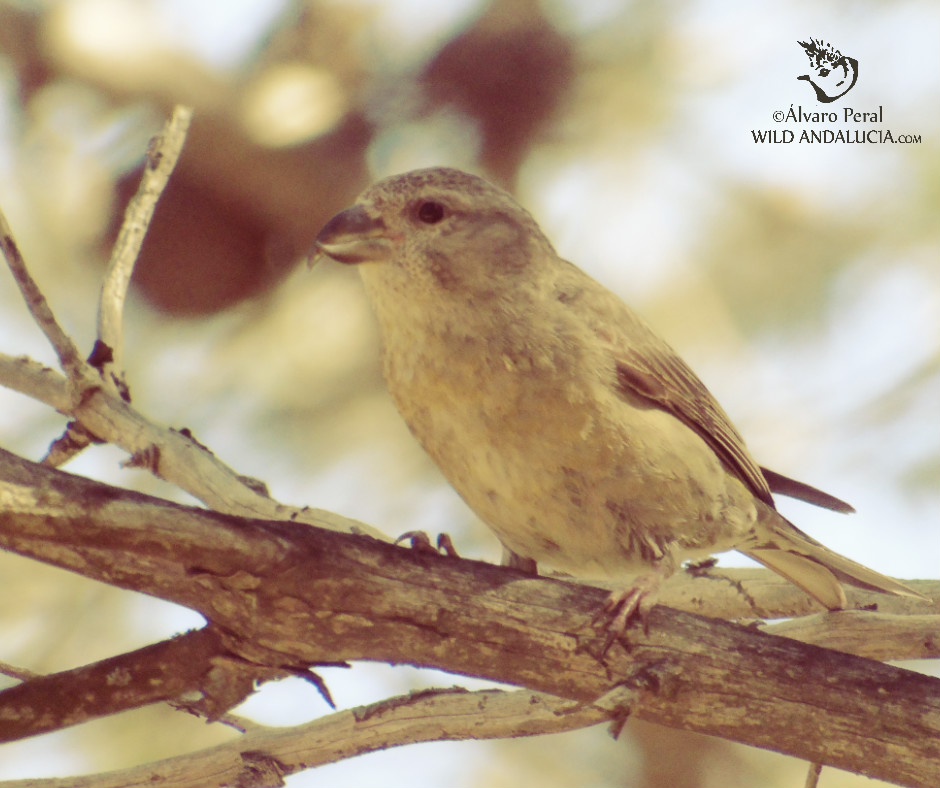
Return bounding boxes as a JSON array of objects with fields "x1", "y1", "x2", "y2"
[{"x1": 416, "y1": 201, "x2": 445, "y2": 224}]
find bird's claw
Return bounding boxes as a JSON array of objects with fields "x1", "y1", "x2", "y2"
[
  {"x1": 592, "y1": 574, "x2": 662, "y2": 653},
  {"x1": 683, "y1": 556, "x2": 718, "y2": 576},
  {"x1": 395, "y1": 530, "x2": 459, "y2": 558}
]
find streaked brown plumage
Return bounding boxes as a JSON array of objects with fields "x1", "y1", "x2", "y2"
[{"x1": 313, "y1": 166, "x2": 924, "y2": 613}]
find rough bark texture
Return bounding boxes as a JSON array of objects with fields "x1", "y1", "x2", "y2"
[{"x1": 1, "y1": 448, "x2": 938, "y2": 788}]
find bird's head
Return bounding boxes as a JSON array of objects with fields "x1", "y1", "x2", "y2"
[{"x1": 311, "y1": 168, "x2": 555, "y2": 303}]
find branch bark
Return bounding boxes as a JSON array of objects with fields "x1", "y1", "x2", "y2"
[
  {"x1": 0, "y1": 688, "x2": 610, "y2": 788},
  {"x1": 1, "y1": 448, "x2": 937, "y2": 788}
]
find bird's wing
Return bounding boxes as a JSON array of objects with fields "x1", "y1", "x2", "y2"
[
  {"x1": 556, "y1": 264, "x2": 775, "y2": 506},
  {"x1": 614, "y1": 347, "x2": 857, "y2": 512},
  {"x1": 557, "y1": 261, "x2": 855, "y2": 513},
  {"x1": 613, "y1": 344, "x2": 776, "y2": 507}
]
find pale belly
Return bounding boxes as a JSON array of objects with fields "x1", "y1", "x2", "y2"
[{"x1": 392, "y1": 365, "x2": 759, "y2": 582}]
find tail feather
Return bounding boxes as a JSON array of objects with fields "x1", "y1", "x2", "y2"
[
  {"x1": 743, "y1": 512, "x2": 927, "y2": 609},
  {"x1": 759, "y1": 466, "x2": 855, "y2": 514},
  {"x1": 743, "y1": 548, "x2": 847, "y2": 609}
]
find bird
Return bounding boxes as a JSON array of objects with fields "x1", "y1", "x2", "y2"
[{"x1": 311, "y1": 166, "x2": 924, "y2": 625}]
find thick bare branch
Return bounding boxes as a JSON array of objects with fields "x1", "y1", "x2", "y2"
[
  {"x1": 1, "y1": 449, "x2": 937, "y2": 787},
  {"x1": 0, "y1": 689, "x2": 610, "y2": 788},
  {"x1": 2, "y1": 445, "x2": 934, "y2": 629},
  {"x1": 0, "y1": 629, "x2": 228, "y2": 742}
]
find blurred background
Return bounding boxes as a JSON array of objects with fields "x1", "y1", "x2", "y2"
[{"x1": 0, "y1": 0, "x2": 937, "y2": 786}]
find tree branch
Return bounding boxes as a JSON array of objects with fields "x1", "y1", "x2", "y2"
[
  {"x1": 96, "y1": 105, "x2": 192, "y2": 391},
  {"x1": 761, "y1": 610, "x2": 940, "y2": 660},
  {"x1": 1, "y1": 448, "x2": 937, "y2": 787},
  {"x1": 0, "y1": 212, "x2": 86, "y2": 382},
  {"x1": 0, "y1": 346, "x2": 385, "y2": 541},
  {"x1": 0, "y1": 629, "x2": 231, "y2": 741},
  {"x1": 0, "y1": 688, "x2": 611, "y2": 788}
]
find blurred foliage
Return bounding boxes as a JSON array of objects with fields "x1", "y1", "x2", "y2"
[{"x1": 0, "y1": 1, "x2": 937, "y2": 786}]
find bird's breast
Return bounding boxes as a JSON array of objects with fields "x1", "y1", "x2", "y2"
[{"x1": 381, "y1": 325, "x2": 754, "y2": 578}]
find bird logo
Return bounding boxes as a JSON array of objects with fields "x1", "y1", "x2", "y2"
[{"x1": 797, "y1": 39, "x2": 859, "y2": 103}]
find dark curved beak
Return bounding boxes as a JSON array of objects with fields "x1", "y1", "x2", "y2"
[{"x1": 309, "y1": 205, "x2": 393, "y2": 266}]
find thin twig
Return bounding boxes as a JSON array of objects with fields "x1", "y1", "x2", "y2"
[
  {"x1": 0, "y1": 107, "x2": 192, "y2": 466},
  {"x1": 0, "y1": 210, "x2": 85, "y2": 379},
  {"x1": 805, "y1": 761, "x2": 823, "y2": 788},
  {"x1": 0, "y1": 352, "x2": 70, "y2": 413},
  {"x1": 0, "y1": 351, "x2": 387, "y2": 537},
  {"x1": 96, "y1": 104, "x2": 193, "y2": 388},
  {"x1": 0, "y1": 659, "x2": 39, "y2": 682},
  {"x1": 0, "y1": 208, "x2": 100, "y2": 465}
]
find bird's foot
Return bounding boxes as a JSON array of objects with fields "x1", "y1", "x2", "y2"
[
  {"x1": 501, "y1": 548, "x2": 538, "y2": 574},
  {"x1": 683, "y1": 556, "x2": 718, "y2": 576},
  {"x1": 593, "y1": 573, "x2": 663, "y2": 653},
  {"x1": 396, "y1": 530, "x2": 459, "y2": 558}
]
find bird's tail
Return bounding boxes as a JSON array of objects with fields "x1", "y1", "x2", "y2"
[{"x1": 742, "y1": 512, "x2": 927, "y2": 610}]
